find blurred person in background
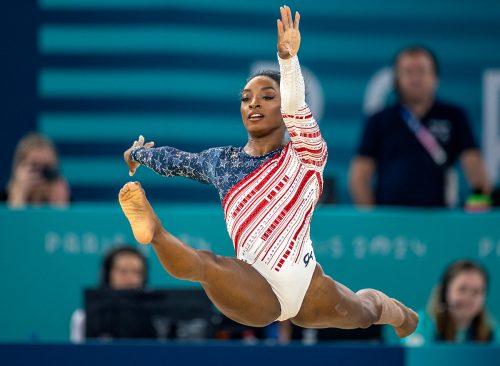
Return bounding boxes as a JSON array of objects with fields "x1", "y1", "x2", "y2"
[
  {"x1": 3, "y1": 132, "x2": 70, "y2": 208},
  {"x1": 349, "y1": 46, "x2": 490, "y2": 208},
  {"x1": 398, "y1": 260, "x2": 498, "y2": 346},
  {"x1": 70, "y1": 245, "x2": 148, "y2": 343}
]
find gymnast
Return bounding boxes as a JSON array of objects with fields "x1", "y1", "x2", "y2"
[{"x1": 119, "y1": 5, "x2": 418, "y2": 337}]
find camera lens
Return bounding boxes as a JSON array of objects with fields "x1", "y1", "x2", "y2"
[{"x1": 41, "y1": 166, "x2": 60, "y2": 181}]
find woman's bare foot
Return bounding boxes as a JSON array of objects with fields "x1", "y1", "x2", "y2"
[
  {"x1": 392, "y1": 299, "x2": 419, "y2": 338},
  {"x1": 118, "y1": 182, "x2": 160, "y2": 244}
]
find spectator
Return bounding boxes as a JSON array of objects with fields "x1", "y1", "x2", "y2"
[
  {"x1": 70, "y1": 245, "x2": 148, "y2": 343},
  {"x1": 400, "y1": 260, "x2": 498, "y2": 346},
  {"x1": 349, "y1": 46, "x2": 490, "y2": 207},
  {"x1": 4, "y1": 132, "x2": 70, "y2": 208}
]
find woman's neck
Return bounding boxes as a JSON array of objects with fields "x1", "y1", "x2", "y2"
[
  {"x1": 454, "y1": 316, "x2": 472, "y2": 331},
  {"x1": 245, "y1": 133, "x2": 288, "y2": 156}
]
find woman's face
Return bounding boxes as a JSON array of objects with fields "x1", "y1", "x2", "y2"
[
  {"x1": 446, "y1": 270, "x2": 486, "y2": 323},
  {"x1": 110, "y1": 253, "x2": 145, "y2": 289},
  {"x1": 240, "y1": 76, "x2": 284, "y2": 138}
]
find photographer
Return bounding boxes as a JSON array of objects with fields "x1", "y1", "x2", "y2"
[{"x1": 5, "y1": 132, "x2": 70, "y2": 208}]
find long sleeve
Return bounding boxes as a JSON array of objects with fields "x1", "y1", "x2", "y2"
[
  {"x1": 131, "y1": 146, "x2": 216, "y2": 184},
  {"x1": 279, "y1": 55, "x2": 327, "y2": 168}
]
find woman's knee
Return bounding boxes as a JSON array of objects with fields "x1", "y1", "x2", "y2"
[
  {"x1": 332, "y1": 295, "x2": 374, "y2": 329},
  {"x1": 192, "y1": 250, "x2": 220, "y2": 282}
]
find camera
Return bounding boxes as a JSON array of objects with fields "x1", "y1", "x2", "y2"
[
  {"x1": 41, "y1": 166, "x2": 60, "y2": 181},
  {"x1": 31, "y1": 164, "x2": 60, "y2": 182}
]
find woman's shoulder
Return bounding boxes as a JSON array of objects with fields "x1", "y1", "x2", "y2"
[{"x1": 487, "y1": 314, "x2": 500, "y2": 343}]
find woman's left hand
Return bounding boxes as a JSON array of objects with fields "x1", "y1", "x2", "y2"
[
  {"x1": 277, "y1": 5, "x2": 301, "y2": 59},
  {"x1": 124, "y1": 135, "x2": 155, "y2": 176}
]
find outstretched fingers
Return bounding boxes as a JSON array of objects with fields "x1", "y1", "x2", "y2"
[
  {"x1": 127, "y1": 135, "x2": 154, "y2": 176},
  {"x1": 282, "y1": 5, "x2": 293, "y2": 29},
  {"x1": 279, "y1": 5, "x2": 299, "y2": 30},
  {"x1": 294, "y1": 11, "x2": 300, "y2": 30},
  {"x1": 277, "y1": 18, "x2": 284, "y2": 38},
  {"x1": 287, "y1": 6, "x2": 294, "y2": 28},
  {"x1": 277, "y1": 5, "x2": 301, "y2": 58},
  {"x1": 133, "y1": 134, "x2": 154, "y2": 149}
]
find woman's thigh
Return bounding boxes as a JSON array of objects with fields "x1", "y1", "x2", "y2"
[
  {"x1": 292, "y1": 264, "x2": 368, "y2": 329},
  {"x1": 198, "y1": 250, "x2": 281, "y2": 327}
]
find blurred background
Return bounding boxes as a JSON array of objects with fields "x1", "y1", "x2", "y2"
[
  {"x1": 3, "y1": 0, "x2": 500, "y2": 203},
  {"x1": 1, "y1": 1, "x2": 500, "y2": 365}
]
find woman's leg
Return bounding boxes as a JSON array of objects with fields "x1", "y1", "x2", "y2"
[
  {"x1": 118, "y1": 182, "x2": 281, "y2": 326},
  {"x1": 292, "y1": 264, "x2": 418, "y2": 338}
]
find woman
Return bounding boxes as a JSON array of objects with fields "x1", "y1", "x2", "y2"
[
  {"x1": 98, "y1": 246, "x2": 148, "y2": 290},
  {"x1": 402, "y1": 260, "x2": 497, "y2": 346},
  {"x1": 119, "y1": 6, "x2": 417, "y2": 336},
  {"x1": 70, "y1": 245, "x2": 148, "y2": 343},
  {"x1": 5, "y1": 132, "x2": 70, "y2": 208}
]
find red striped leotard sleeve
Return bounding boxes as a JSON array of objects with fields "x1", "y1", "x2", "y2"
[{"x1": 279, "y1": 55, "x2": 328, "y2": 169}]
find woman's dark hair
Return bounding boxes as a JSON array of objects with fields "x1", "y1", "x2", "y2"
[
  {"x1": 430, "y1": 259, "x2": 492, "y2": 342},
  {"x1": 99, "y1": 245, "x2": 148, "y2": 288},
  {"x1": 240, "y1": 70, "x2": 281, "y2": 100},
  {"x1": 245, "y1": 70, "x2": 281, "y2": 88}
]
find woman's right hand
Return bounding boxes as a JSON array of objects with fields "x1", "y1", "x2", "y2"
[
  {"x1": 124, "y1": 135, "x2": 154, "y2": 176},
  {"x1": 8, "y1": 162, "x2": 46, "y2": 206}
]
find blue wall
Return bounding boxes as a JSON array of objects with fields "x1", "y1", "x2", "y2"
[{"x1": 2, "y1": 0, "x2": 500, "y2": 202}]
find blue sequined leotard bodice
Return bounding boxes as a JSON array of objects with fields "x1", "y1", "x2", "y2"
[{"x1": 131, "y1": 145, "x2": 284, "y2": 201}]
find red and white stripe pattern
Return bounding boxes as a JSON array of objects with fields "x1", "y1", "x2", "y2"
[{"x1": 223, "y1": 105, "x2": 327, "y2": 271}]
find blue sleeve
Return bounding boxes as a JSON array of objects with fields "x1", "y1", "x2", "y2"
[
  {"x1": 131, "y1": 146, "x2": 218, "y2": 185},
  {"x1": 357, "y1": 114, "x2": 380, "y2": 159}
]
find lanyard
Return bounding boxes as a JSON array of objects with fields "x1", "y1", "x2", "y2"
[{"x1": 400, "y1": 107, "x2": 447, "y2": 166}]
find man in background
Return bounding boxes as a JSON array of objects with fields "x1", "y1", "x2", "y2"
[{"x1": 349, "y1": 46, "x2": 490, "y2": 207}]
